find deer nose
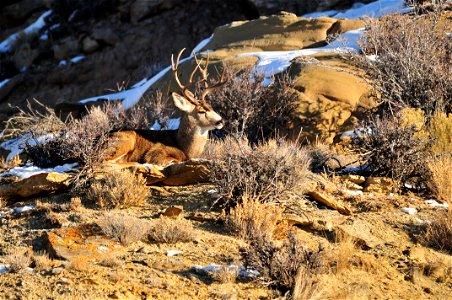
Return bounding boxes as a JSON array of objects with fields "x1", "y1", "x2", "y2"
[{"x1": 215, "y1": 119, "x2": 224, "y2": 129}]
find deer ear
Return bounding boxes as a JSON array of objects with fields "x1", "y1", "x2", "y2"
[{"x1": 172, "y1": 92, "x2": 195, "y2": 112}]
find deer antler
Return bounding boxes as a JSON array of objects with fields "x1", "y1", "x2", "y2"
[
  {"x1": 171, "y1": 49, "x2": 227, "y2": 103},
  {"x1": 171, "y1": 48, "x2": 206, "y2": 105}
]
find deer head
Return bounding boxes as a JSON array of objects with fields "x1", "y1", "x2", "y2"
[{"x1": 171, "y1": 49, "x2": 226, "y2": 133}]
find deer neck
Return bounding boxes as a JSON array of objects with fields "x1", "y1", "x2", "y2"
[{"x1": 176, "y1": 115, "x2": 208, "y2": 159}]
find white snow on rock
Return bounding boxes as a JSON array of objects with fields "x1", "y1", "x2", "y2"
[
  {"x1": 0, "y1": 78, "x2": 10, "y2": 90},
  {"x1": 0, "y1": 264, "x2": 10, "y2": 275},
  {"x1": 237, "y1": 28, "x2": 364, "y2": 84},
  {"x1": 0, "y1": 133, "x2": 55, "y2": 162},
  {"x1": 425, "y1": 200, "x2": 449, "y2": 208},
  {"x1": 333, "y1": 0, "x2": 410, "y2": 19},
  {"x1": 10, "y1": 205, "x2": 35, "y2": 214},
  {"x1": 401, "y1": 207, "x2": 417, "y2": 215},
  {"x1": 166, "y1": 250, "x2": 183, "y2": 256},
  {"x1": 193, "y1": 263, "x2": 260, "y2": 279},
  {"x1": 1, "y1": 163, "x2": 78, "y2": 180},
  {"x1": 150, "y1": 118, "x2": 181, "y2": 130},
  {"x1": 0, "y1": 10, "x2": 52, "y2": 53},
  {"x1": 78, "y1": 36, "x2": 214, "y2": 110}
]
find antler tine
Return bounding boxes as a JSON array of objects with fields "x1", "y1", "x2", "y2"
[
  {"x1": 171, "y1": 48, "x2": 199, "y2": 104},
  {"x1": 201, "y1": 66, "x2": 227, "y2": 102}
]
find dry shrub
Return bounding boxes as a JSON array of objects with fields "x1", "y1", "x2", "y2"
[
  {"x1": 147, "y1": 216, "x2": 196, "y2": 244},
  {"x1": 223, "y1": 195, "x2": 286, "y2": 241},
  {"x1": 0, "y1": 155, "x2": 22, "y2": 170},
  {"x1": 69, "y1": 196, "x2": 83, "y2": 210},
  {"x1": 427, "y1": 112, "x2": 452, "y2": 155},
  {"x1": 33, "y1": 251, "x2": 53, "y2": 271},
  {"x1": 86, "y1": 169, "x2": 148, "y2": 209},
  {"x1": 5, "y1": 248, "x2": 32, "y2": 273},
  {"x1": 67, "y1": 255, "x2": 92, "y2": 272},
  {"x1": 1, "y1": 99, "x2": 64, "y2": 140},
  {"x1": 426, "y1": 155, "x2": 451, "y2": 203},
  {"x1": 334, "y1": 233, "x2": 357, "y2": 274},
  {"x1": 292, "y1": 267, "x2": 322, "y2": 300},
  {"x1": 208, "y1": 66, "x2": 297, "y2": 144},
  {"x1": 243, "y1": 234, "x2": 323, "y2": 297},
  {"x1": 98, "y1": 255, "x2": 122, "y2": 268},
  {"x1": 422, "y1": 211, "x2": 452, "y2": 254},
  {"x1": 358, "y1": 13, "x2": 451, "y2": 116},
  {"x1": 352, "y1": 114, "x2": 429, "y2": 183},
  {"x1": 308, "y1": 140, "x2": 339, "y2": 173},
  {"x1": 206, "y1": 136, "x2": 311, "y2": 207},
  {"x1": 210, "y1": 265, "x2": 238, "y2": 284},
  {"x1": 98, "y1": 211, "x2": 149, "y2": 245}
]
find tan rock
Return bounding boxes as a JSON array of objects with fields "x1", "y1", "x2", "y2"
[
  {"x1": 307, "y1": 191, "x2": 352, "y2": 215},
  {"x1": 45, "y1": 224, "x2": 124, "y2": 260},
  {"x1": 162, "y1": 159, "x2": 210, "y2": 186},
  {"x1": 335, "y1": 220, "x2": 383, "y2": 249},
  {"x1": 364, "y1": 176, "x2": 396, "y2": 193},
  {"x1": 82, "y1": 36, "x2": 100, "y2": 54},
  {"x1": 162, "y1": 205, "x2": 183, "y2": 217},
  {"x1": 0, "y1": 172, "x2": 71, "y2": 200},
  {"x1": 342, "y1": 174, "x2": 366, "y2": 185}
]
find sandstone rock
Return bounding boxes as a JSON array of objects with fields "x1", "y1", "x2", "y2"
[
  {"x1": 335, "y1": 219, "x2": 383, "y2": 249},
  {"x1": 130, "y1": 164, "x2": 167, "y2": 185},
  {"x1": 342, "y1": 174, "x2": 366, "y2": 185},
  {"x1": 53, "y1": 37, "x2": 80, "y2": 61},
  {"x1": 307, "y1": 191, "x2": 352, "y2": 215},
  {"x1": 82, "y1": 36, "x2": 100, "y2": 54},
  {"x1": 92, "y1": 28, "x2": 119, "y2": 45},
  {"x1": 162, "y1": 159, "x2": 210, "y2": 186},
  {"x1": 186, "y1": 212, "x2": 218, "y2": 223},
  {"x1": 45, "y1": 224, "x2": 124, "y2": 261},
  {"x1": 162, "y1": 205, "x2": 183, "y2": 217},
  {"x1": 0, "y1": 172, "x2": 71, "y2": 200},
  {"x1": 130, "y1": 0, "x2": 183, "y2": 23},
  {"x1": 364, "y1": 176, "x2": 396, "y2": 193}
]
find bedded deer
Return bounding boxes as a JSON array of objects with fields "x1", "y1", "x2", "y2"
[{"x1": 103, "y1": 49, "x2": 226, "y2": 166}]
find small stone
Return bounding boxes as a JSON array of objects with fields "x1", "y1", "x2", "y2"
[
  {"x1": 342, "y1": 174, "x2": 366, "y2": 185},
  {"x1": 162, "y1": 205, "x2": 183, "y2": 217},
  {"x1": 82, "y1": 37, "x2": 100, "y2": 54},
  {"x1": 364, "y1": 177, "x2": 395, "y2": 194},
  {"x1": 51, "y1": 267, "x2": 64, "y2": 275}
]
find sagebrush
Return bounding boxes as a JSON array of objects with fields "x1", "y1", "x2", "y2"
[
  {"x1": 147, "y1": 216, "x2": 196, "y2": 244},
  {"x1": 98, "y1": 211, "x2": 150, "y2": 245},
  {"x1": 358, "y1": 13, "x2": 451, "y2": 116},
  {"x1": 86, "y1": 169, "x2": 148, "y2": 209},
  {"x1": 205, "y1": 136, "x2": 311, "y2": 206}
]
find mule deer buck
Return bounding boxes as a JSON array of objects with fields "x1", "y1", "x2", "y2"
[{"x1": 103, "y1": 49, "x2": 226, "y2": 166}]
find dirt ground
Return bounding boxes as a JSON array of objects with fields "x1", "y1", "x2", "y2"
[{"x1": 0, "y1": 182, "x2": 451, "y2": 299}]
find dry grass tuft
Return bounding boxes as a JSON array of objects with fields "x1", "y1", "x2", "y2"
[
  {"x1": 67, "y1": 255, "x2": 92, "y2": 273},
  {"x1": 243, "y1": 234, "x2": 323, "y2": 296},
  {"x1": 98, "y1": 254, "x2": 122, "y2": 268},
  {"x1": 69, "y1": 196, "x2": 83, "y2": 210},
  {"x1": 210, "y1": 265, "x2": 238, "y2": 284},
  {"x1": 426, "y1": 155, "x2": 451, "y2": 203},
  {"x1": 205, "y1": 136, "x2": 311, "y2": 207},
  {"x1": 334, "y1": 233, "x2": 357, "y2": 274},
  {"x1": 5, "y1": 248, "x2": 32, "y2": 273},
  {"x1": 147, "y1": 216, "x2": 196, "y2": 244},
  {"x1": 292, "y1": 267, "x2": 322, "y2": 300},
  {"x1": 223, "y1": 195, "x2": 287, "y2": 241},
  {"x1": 422, "y1": 211, "x2": 452, "y2": 254},
  {"x1": 0, "y1": 155, "x2": 22, "y2": 170},
  {"x1": 33, "y1": 251, "x2": 53, "y2": 271},
  {"x1": 98, "y1": 211, "x2": 150, "y2": 245},
  {"x1": 86, "y1": 169, "x2": 148, "y2": 209}
]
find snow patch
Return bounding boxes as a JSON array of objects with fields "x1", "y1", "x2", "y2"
[
  {"x1": 343, "y1": 164, "x2": 370, "y2": 173},
  {"x1": 167, "y1": 250, "x2": 183, "y2": 257},
  {"x1": 401, "y1": 207, "x2": 417, "y2": 215},
  {"x1": 0, "y1": 133, "x2": 55, "y2": 162},
  {"x1": 0, "y1": 78, "x2": 10, "y2": 90},
  {"x1": 11, "y1": 205, "x2": 35, "y2": 214},
  {"x1": 1, "y1": 163, "x2": 78, "y2": 180},
  {"x1": 70, "y1": 55, "x2": 85, "y2": 63},
  {"x1": 333, "y1": 0, "x2": 410, "y2": 19},
  {"x1": 0, "y1": 10, "x2": 51, "y2": 53},
  {"x1": 193, "y1": 263, "x2": 260, "y2": 279},
  {"x1": 238, "y1": 28, "x2": 364, "y2": 83},
  {"x1": 425, "y1": 200, "x2": 449, "y2": 208},
  {"x1": 0, "y1": 264, "x2": 9, "y2": 275}
]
